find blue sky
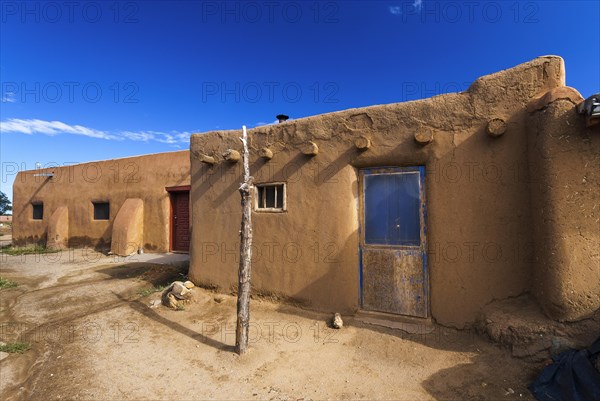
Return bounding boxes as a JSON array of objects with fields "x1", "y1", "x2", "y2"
[{"x1": 1, "y1": 0, "x2": 599, "y2": 203}]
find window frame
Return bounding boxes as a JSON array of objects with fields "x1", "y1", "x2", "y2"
[
  {"x1": 362, "y1": 170, "x2": 422, "y2": 247},
  {"x1": 32, "y1": 202, "x2": 43, "y2": 220},
  {"x1": 92, "y1": 201, "x2": 110, "y2": 221},
  {"x1": 254, "y1": 182, "x2": 287, "y2": 213}
]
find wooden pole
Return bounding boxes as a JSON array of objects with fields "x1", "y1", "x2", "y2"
[{"x1": 235, "y1": 125, "x2": 253, "y2": 355}]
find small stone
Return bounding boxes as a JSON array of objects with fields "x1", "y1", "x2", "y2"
[
  {"x1": 214, "y1": 296, "x2": 224, "y2": 303},
  {"x1": 183, "y1": 281, "x2": 195, "y2": 289},
  {"x1": 171, "y1": 282, "x2": 190, "y2": 299},
  {"x1": 161, "y1": 287, "x2": 180, "y2": 309},
  {"x1": 504, "y1": 387, "x2": 515, "y2": 395},
  {"x1": 332, "y1": 313, "x2": 343, "y2": 329},
  {"x1": 167, "y1": 293, "x2": 179, "y2": 308}
]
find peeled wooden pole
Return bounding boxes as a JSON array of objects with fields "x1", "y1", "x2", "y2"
[{"x1": 235, "y1": 125, "x2": 253, "y2": 355}]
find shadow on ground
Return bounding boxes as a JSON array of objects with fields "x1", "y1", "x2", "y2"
[{"x1": 97, "y1": 262, "x2": 189, "y2": 287}]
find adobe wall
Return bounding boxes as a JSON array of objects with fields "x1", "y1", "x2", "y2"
[
  {"x1": 189, "y1": 56, "x2": 567, "y2": 327},
  {"x1": 527, "y1": 88, "x2": 600, "y2": 321},
  {"x1": 12, "y1": 151, "x2": 190, "y2": 253},
  {"x1": 47, "y1": 206, "x2": 68, "y2": 249},
  {"x1": 110, "y1": 198, "x2": 144, "y2": 255}
]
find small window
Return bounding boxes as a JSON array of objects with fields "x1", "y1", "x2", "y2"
[
  {"x1": 255, "y1": 183, "x2": 286, "y2": 212},
  {"x1": 93, "y1": 202, "x2": 110, "y2": 220},
  {"x1": 32, "y1": 203, "x2": 43, "y2": 220}
]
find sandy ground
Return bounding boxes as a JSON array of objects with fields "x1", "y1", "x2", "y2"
[
  {"x1": 0, "y1": 232, "x2": 11, "y2": 247},
  {"x1": 0, "y1": 248, "x2": 543, "y2": 400}
]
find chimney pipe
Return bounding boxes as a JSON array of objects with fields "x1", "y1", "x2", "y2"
[{"x1": 276, "y1": 114, "x2": 289, "y2": 123}]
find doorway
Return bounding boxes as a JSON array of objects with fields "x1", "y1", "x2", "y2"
[
  {"x1": 359, "y1": 166, "x2": 428, "y2": 318},
  {"x1": 168, "y1": 187, "x2": 190, "y2": 252}
]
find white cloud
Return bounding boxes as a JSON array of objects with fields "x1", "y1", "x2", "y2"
[
  {"x1": 1, "y1": 93, "x2": 16, "y2": 103},
  {"x1": 254, "y1": 120, "x2": 279, "y2": 127},
  {"x1": 0, "y1": 118, "x2": 190, "y2": 144},
  {"x1": 389, "y1": 6, "x2": 402, "y2": 15},
  {"x1": 0, "y1": 119, "x2": 117, "y2": 140},
  {"x1": 120, "y1": 130, "x2": 156, "y2": 141},
  {"x1": 389, "y1": 0, "x2": 423, "y2": 15}
]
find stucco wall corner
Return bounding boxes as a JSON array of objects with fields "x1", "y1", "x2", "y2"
[{"x1": 526, "y1": 97, "x2": 600, "y2": 322}]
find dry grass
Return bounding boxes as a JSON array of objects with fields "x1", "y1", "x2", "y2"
[
  {"x1": 0, "y1": 342, "x2": 30, "y2": 353},
  {"x1": 0, "y1": 245, "x2": 60, "y2": 256},
  {"x1": 0, "y1": 277, "x2": 18, "y2": 289}
]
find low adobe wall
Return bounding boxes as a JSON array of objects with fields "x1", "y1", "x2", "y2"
[
  {"x1": 189, "y1": 56, "x2": 575, "y2": 327},
  {"x1": 12, "y1": 151, "x2": 190, "y2": 253}
]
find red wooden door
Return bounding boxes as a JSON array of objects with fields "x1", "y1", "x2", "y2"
[{"x1": 171, "y1": 191, "x2": 190, "y2": 252}]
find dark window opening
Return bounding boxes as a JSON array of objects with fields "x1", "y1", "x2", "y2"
[
  {"x1": 256, "y1": 184, "x2": 285, "y2": 211},
  {"x1": 32, "y1": 203, "x2": 43, "y2": 220},
  {"x1": 93, "y1": 202, "x2": 110, "y2": 220}
]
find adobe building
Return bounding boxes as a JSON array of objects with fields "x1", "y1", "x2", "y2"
[
  {"x1": 11, "y1": 151, "x2": 191, "y2": 255},
  {"x1": 188, "y1": 56, "x2": 599, "y2": 328},
  {"x1": 10, "y1": 56, "x2": 598, "y2": 329}
]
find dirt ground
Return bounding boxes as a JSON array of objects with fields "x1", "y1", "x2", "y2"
[
  {"x1": 1, "y1": 249, "x2": 545, "y2": 401},
  {"x1": 0, "y1": 225, "x2": 11, "y2": 247}
]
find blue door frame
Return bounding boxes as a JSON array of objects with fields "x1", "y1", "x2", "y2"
[{"x1": 359, "y1": 166, "x2": 428, "y2": 318}]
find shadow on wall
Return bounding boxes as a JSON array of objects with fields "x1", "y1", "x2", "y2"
[
  {"x1": 13, "y1": 177, "x2": 52, "y2": 245},
  {"x1": 68, "y1": 224, "x2": 113, "y2": 252},
  {"x1": 284, "y1": 229, "x2": 360, "y2": 313},
  {"x1": 425, "y1": 118, "x2": 534, "y2": 326},
  {"x1": 21, "y1": 177, "x2": 51, "y2": 219}
]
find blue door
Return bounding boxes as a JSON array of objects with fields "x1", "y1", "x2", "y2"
[{"x1": 360, "y1": 166, "x2": 428, "y2": 317}]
